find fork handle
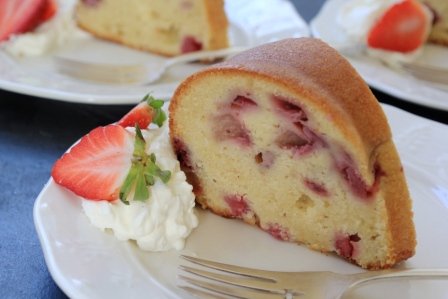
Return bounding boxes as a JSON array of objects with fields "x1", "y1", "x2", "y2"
[
  {"x1": 165, "y1": 46, "x2": 249, "y2": 68},
  {"x1": 353, "y1": 269, "x2": 448, "y2": 287}
]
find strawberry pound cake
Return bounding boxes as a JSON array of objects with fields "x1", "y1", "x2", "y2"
[
  {"x1": 169, "y1": 38, "x2": 416, "y2": 269},
  {"x1": 75, "y1": 0, "x2": 229, "y2": 56}
]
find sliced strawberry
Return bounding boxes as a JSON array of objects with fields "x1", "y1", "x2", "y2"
[
  {"x1": 52, "y1": 125, "x2": 134, "y2": 201},
  {"x1": 117, "y1": 95, "x2": 166, "y2": 129},
  {"x1": 367, "y1": 0, "x2": 431, "y2": 53},
  {"x1": 52, "y1": 124, "x2": 171, "y2": 203},
  {"x1": 0, "y1": 0, "x2": 57, "y2": 42}
]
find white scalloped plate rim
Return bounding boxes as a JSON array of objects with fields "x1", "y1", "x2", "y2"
[
  {"x1": 34, "y1": 104, "x2": 448, "y2": 299},
  {"x1": 310, "y1": 0, "x2": 448, "y2": 111},
  {"x1": 0, "y1": 0, "x2": 309, "y2": 105}
]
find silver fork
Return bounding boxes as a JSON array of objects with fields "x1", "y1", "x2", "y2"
[
  {"x1": 400, "y1": 62, "x2": 448, "y2": 87},
  {"x1": 178, "y1": 255, "x2": 448, "y2": 299},
  {"x1": 54, "y1": 46, "x2": 247, "y2": 85}
]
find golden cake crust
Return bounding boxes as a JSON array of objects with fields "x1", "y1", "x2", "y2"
[
  {"x1": 172, "y1": 38, "x2": 390, "y2": 153},
  {"x1": 169, "y1": 38, "x2": 416, "y2": 269},
  {"x1": 202, "y1": 0, "x2": 229, "y2": 50}
]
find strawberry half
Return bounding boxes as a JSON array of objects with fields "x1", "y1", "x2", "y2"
[
  {"x1": 0, "y1": 0, "x2": 58, "y2": 42},
  {"x1": 117, "y1": 94, "x2": 167, "y2": 129},
  {"x1": 367, "y1": 0, "x2": 431, "y2": 53},
  {"x1": 52, "y1": 124, "x2": 171, "y2": 203},
  {"x1": 52, "y1": 125, "x2": 134, "y2": 201}
]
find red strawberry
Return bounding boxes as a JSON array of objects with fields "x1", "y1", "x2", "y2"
[
  {"x1": 52, "y1": 125, "x2": 134, "y2": 201},
  {"x1": 367, "y1": 0, "x2": 431, "y2": 53},
  {"x1": 224, "y1": 194, "x2": 251, "y2": 218},
  {"x1": 0, "y1": 0, "x2": 57, "y2": 42},
  {"x1": 118, "y1": 101, "x2": 154, "y2": 129},
  {"x1": 181, "y1": 36, "x2": 202, "y2": 53},
  {"x1": 117, "y1": 95, "x2": 166, "y2": 129},
  {"x1": 230, "y1": 95, "x2": 257, "y2": 111},
  {"x1": 52, "y1": 124, "x2": 171, "y2": 203},
  {"x1": 41, "y1": 0, "x2": 57, "y2": 22}
]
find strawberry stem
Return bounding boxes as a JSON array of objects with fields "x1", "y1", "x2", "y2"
[
  {"x1": 119, "y1": 166, "x2": 138, "y2": 205},
  {"x1": 144, "y1": 94, "x2": 167, "y2": 127},
  {"x1": 119, "y1": 124, "x2": 171, "y2": 204},
  {"x1": 134, "y1": 164, "x2": 149, "y2": 202}
]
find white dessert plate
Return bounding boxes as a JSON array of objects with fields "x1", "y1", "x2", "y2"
[
  {"x1": 34, "y1": 104, "x2": 448, "y2": 299},
  {"x1": 310, "y1": 0, "x2": 448, "y2": 111},
  {"x1": 0, "y1": 0, "x2": 309, "y2": 105}
]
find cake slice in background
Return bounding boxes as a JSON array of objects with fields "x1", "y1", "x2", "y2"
[
  {"x1": 423, "y1": 0, "x2": 448, "y2": 45},
  {"x1": 169, "y1": 38, "x2": 416, "y2": 269},
  {"x1": 75, "y1": 0, "x2": 229, "y2": 56}
]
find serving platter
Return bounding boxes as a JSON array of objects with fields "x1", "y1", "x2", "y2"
[{"x1": 34, "y1": 104, "x2": 448, "y2": 298}]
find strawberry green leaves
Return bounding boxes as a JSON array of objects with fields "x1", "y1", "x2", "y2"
[
  {"x1": 145, "y1": 94, "x2": 167, "y2": 127},
  {"x1": 118, "y1": 94, "x2": 170, "y2": 204},
  {"x1": 119, "y1": 126, "x2": 171, "y2": 205}
]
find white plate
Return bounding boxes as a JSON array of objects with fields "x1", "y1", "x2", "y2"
[
  {"x1": 310, "y1": 0, "x2": 448, "y2": 111},
  {"x1": 34, "y1": 104, "x2": 448, "y2": 299},
  {"x1": 0, "y1": 0, "x2": 309, "y2": 105}
]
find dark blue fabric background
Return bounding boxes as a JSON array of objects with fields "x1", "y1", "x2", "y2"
[{"x1": 1, "y1": 1, "x2": 447, "y2": 298}]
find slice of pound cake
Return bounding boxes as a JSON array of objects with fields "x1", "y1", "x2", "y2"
[
  {"x1": 424, "y1": 0, "x2": 448, "y2": 45},
  {"x1": 169, "y1": 38, "x2": 416, "y2": 269},
  {"x1": 75, "y1": 0, "x2": 228, "y2": 56}
]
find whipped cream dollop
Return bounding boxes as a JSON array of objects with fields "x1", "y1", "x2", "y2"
[
  {"x1": 2, "y1": 0, "x2": 88, "y2": 57},
  {"x1": 337, "y1": 0, "x2": 401, "y2": 44},
  {"x1": 337, "y1": 0, "x2": 432, "y2": 65},
  {"x1": 82, "y1": 124, "x2": 198, "y2": 251}
]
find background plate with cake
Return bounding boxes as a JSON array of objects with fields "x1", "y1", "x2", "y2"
[
  {"x1": 0, "y1": 0, "x2": 309, "y2": 104},
  {"x1": 311, "y1": 0, "x2": 448, "y2": 111}
]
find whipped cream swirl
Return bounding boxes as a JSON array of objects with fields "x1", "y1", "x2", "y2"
[{"x1": 82, "y1": 124, "x2": 198, "y2": 251}]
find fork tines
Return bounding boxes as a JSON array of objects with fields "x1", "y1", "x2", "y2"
[
  {"x1": 178, "y1": 255, "x2": 299, "y2": 299},
  {"x1": 55, "y1": 57, "x2": 148, "y2": 84}
]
